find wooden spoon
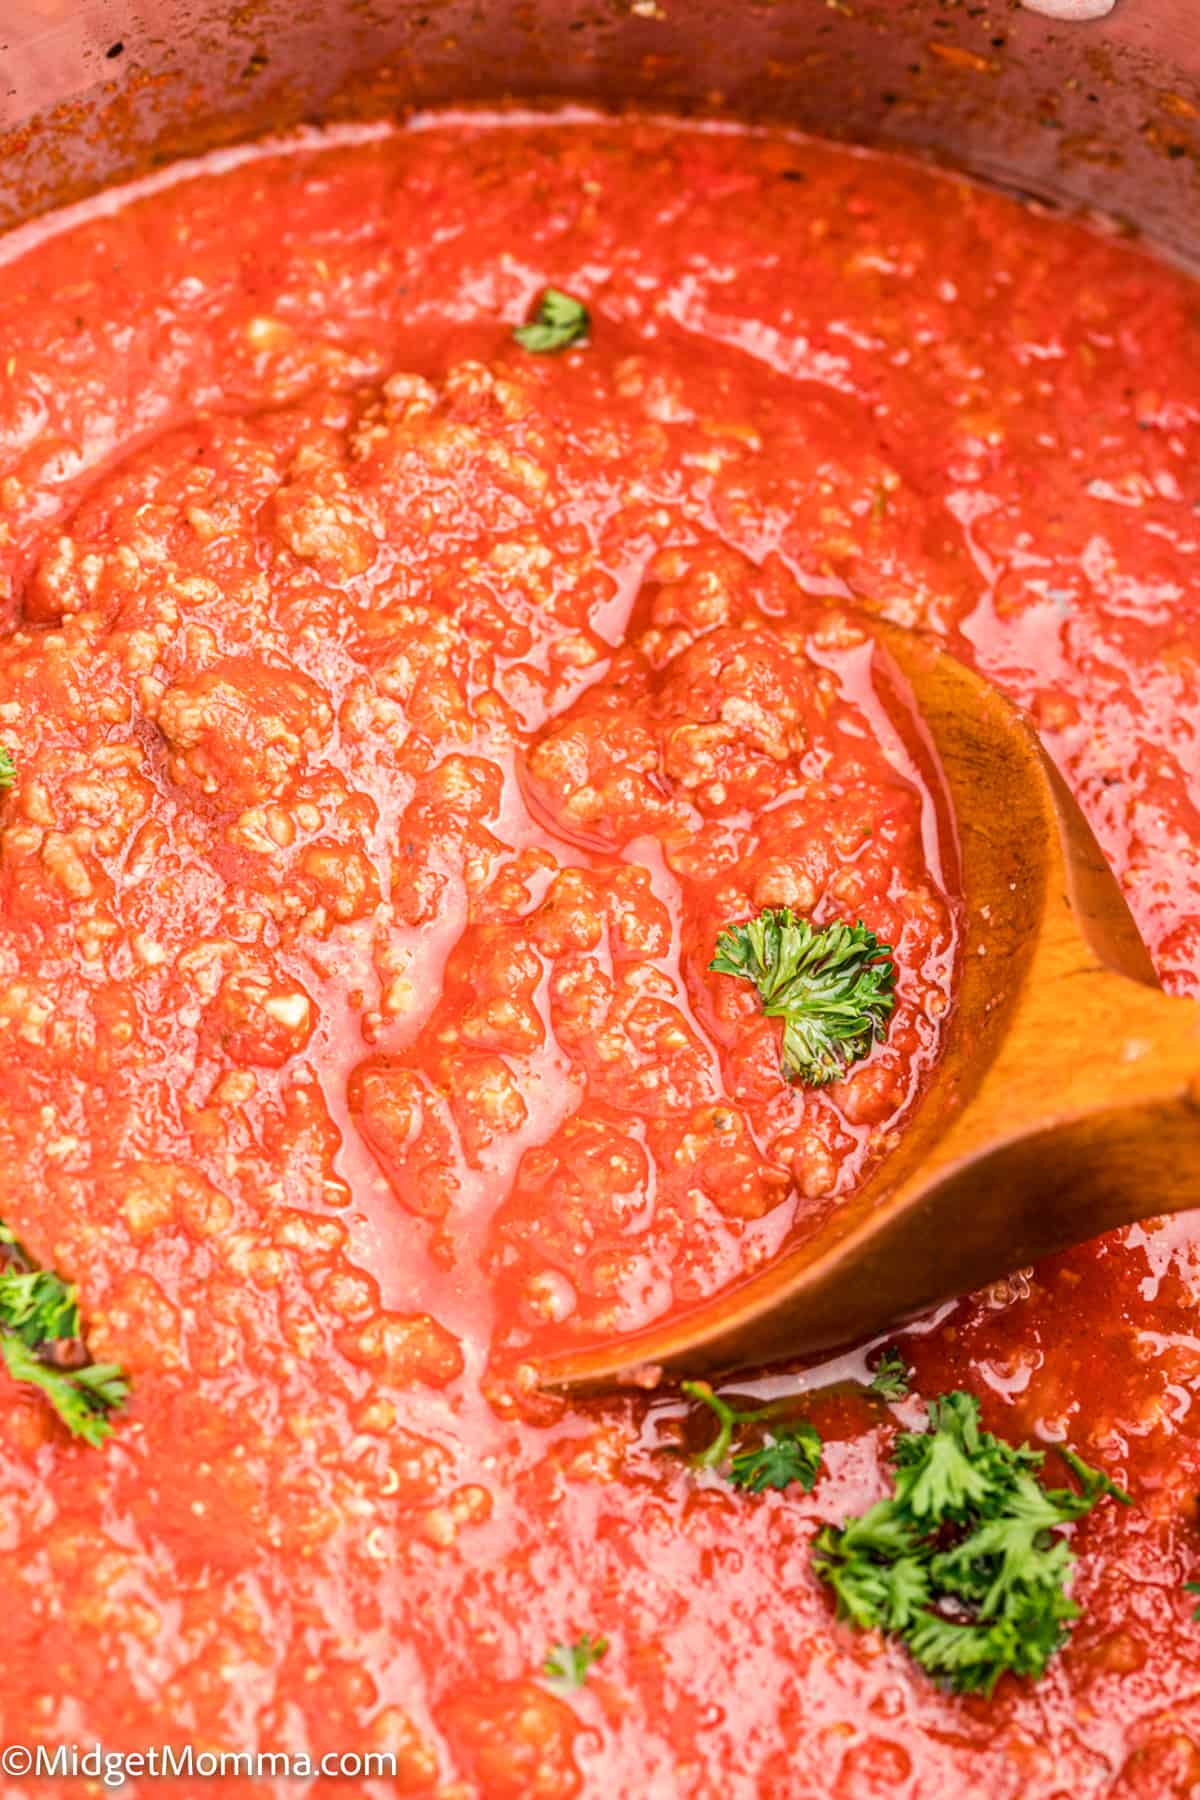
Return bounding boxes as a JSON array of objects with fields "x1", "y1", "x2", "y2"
[{"x1": 538, "y1": 617, "x2": 1200, "y2": 1393}]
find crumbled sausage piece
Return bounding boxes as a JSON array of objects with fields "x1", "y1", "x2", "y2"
[
  {"x1": 439, "y1": 1681, "x2": 583, "y2": 1800},
  {"x1": 155, "y1": 656, "x2": 333, "y2": 807}
]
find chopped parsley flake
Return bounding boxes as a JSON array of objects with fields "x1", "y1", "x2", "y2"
[
  {"x1": 542, "y1": 1632, "x2": 608, "y2": 1687},
  {"x1": 868, "y1": 1347, "x2": 912, "y2": 1402},
  {"x1": 0, "y1": 747, "x2": 15, "y2": 790},
  {"x1": 730, "y1": 1427, "x2": 824, "y2": 1495},
  {"x1": 0, "y1": 1223, "x2": 129, "y2": 1445},
  {"x1": 513, "y1": 287, "x2": 590, "y2": 353}
]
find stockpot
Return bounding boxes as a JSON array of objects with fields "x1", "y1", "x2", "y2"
[{"x1": 0, "y1": 2, "x2": 1197, "y2": 266}]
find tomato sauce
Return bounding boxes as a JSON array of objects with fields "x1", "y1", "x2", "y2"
[{"x1": 0, "y1": 114, "x2": 1199, "y2": 1798}]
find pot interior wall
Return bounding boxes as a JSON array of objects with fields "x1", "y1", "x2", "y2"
[{"x1": 1, "y1": 1, "x2": 1199, "y2": 260}]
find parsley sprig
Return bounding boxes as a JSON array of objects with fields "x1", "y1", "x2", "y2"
[
  {"x1": 868, "y1": 1347, "x2": 911, "y2": 1402},
  {"x1": 0, "y1": 1224, "x2": 128, "y2": 1446},
  {"x1": 513, "y1": 287, "x2": 590, "y2": 354},
  {"x1": 813, "y1": 1391, "x2": 1129, "y2": 1695},
  {"x1": 683, "y1": 1380, "x2": 823, "y2": 1494},
  {"x1": 709, "y1": 909, "x2": 895, "y2": 1087},
  {"x1": 542, "y1": 1632, "x2": 608, "y2": 1687}
]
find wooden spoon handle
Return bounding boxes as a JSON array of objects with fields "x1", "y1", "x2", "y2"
[
  {"x1": 879, "y1": 618, "x2": 1200, "y2": 1199},
  {"x1": 928, "y1": 952, "x2": 1200, "y2": 1171},
  {"x1": 915, "y1": 964, "x2": 1200, "y2": 1242},
  {"x1": 729, "y1": 1050, "x2": 1200, "y2": 1377}
]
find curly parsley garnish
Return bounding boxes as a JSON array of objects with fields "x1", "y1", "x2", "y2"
[
  {"x1": 542, "y1": 1632, "x2": 608, "y2": 1688},
  {"x1": 709, "y1": 909, "x2": 895, "y2": 1087},
  {"x1": 813, "y1": 1391, "x2": 1129, "y2": 1696},
  {"x1": 683, "y1": 1380, "x2": 824, "y2": 1494},
  {"x1": 0, "y1": 1224, "x2": 129, "y2": 1446},
  {"x1": 868, "y1": 1346, "x2": 912, "y2": 1402},
  {"x1": 732, "y1": 1429, "x2": 824, "y2": 1496},
  {"x1": 513, "y1": 287, "x2": 590, "y2": 354},
  {"x1": 0, "y1": 747, "x2": 15, "y2": 790}
]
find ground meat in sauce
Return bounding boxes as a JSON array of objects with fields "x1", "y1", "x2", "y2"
[{"x1": 1, "y1": 116, "x2": 1200, "y2": 1800}]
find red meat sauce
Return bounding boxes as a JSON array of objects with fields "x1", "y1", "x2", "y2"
[{"x1": 0, "y1": 114, "x2": 1198, "y2": 1798}]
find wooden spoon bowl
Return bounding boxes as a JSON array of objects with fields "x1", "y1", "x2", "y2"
[{"x1": 539, "y1": 619, "x2": 1200, "y2": 1392}]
